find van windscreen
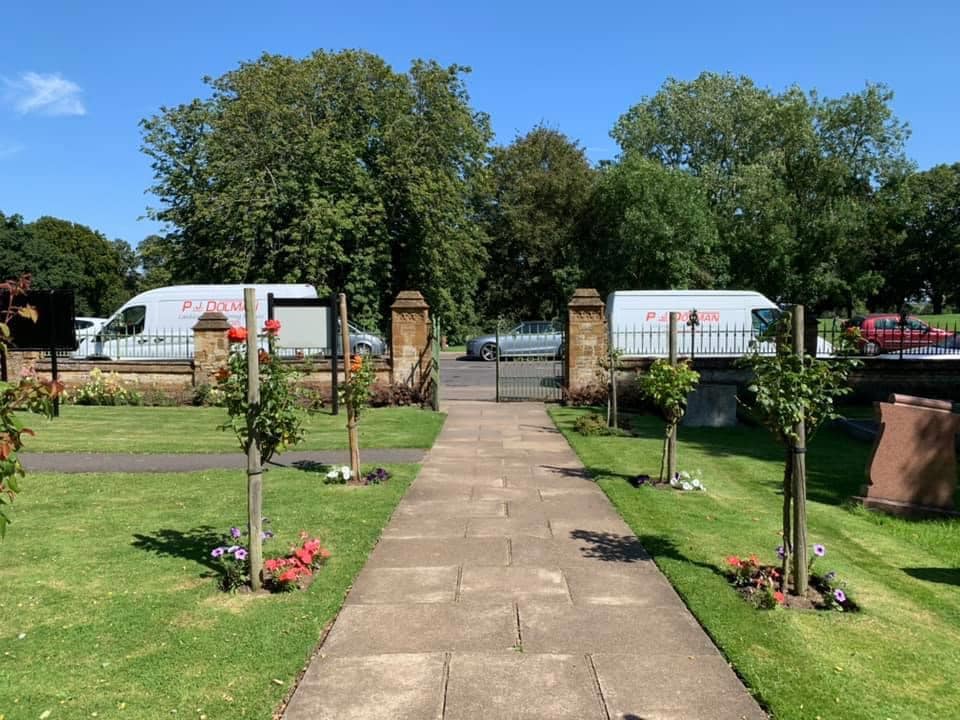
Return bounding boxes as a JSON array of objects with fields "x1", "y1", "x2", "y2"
[
  {"x1": 103, "y1": 305, "x2": 146, "y2": 337},
  {"x1": 751, "y1": 308, "x2": 780, "y2": 334}
]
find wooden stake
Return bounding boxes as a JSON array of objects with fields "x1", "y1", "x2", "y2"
[
  {"x1": 667, "y1": 311, "x2": 679, "y2": 483},
  {"x1": 791, "y1": 305, "x2": 808, "y2": 595},
  {"x1": 338, "y1": 293, "x2": 360, "y2": 478},
  {"x1": 244, "y1": 288, "x2": 263, "y2": 592}
]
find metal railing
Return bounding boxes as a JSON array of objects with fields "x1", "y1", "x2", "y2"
[
  {"x1": 58, "y1": 328, "x2": 195, "y2": 361},
  {"x1": 610, "y1": 321, "x2": 960, "y2": 360}
]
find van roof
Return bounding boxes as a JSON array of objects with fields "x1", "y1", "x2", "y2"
[{"x1": 609, "y1": 290, "x2": 769, "y2": 298}]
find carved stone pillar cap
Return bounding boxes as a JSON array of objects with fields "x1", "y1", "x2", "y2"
[
  {"x1": 391, "y1": 290, "x2": 429, "y2": 312},
  {"x1": 568, "y1": 288, "x2": 604, "y2": 309},
  {"x1": 193, "y1": 312, "x2": 231, "y2": 331}
]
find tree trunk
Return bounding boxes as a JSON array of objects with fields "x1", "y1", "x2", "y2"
[
  {"x1": 780, "y1": 444, "x2": 792, "y2": 593},
  {"x1": 666, "y1": 422, "x2": 677, "y2": 483},
  {"x1": 244, "y1": 288, "x2": 263, "y2": 592},
  {"x1": 791, "y1": 306, "x2": 808, "y2": 596}
]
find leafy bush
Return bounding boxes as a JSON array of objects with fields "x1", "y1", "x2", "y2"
[
  {"x1": 563, "y1": 382, "x2": 608, "y2": 406},
  {"x1": 215, "y1": 322, "x2": 304, "y2": 463},
  {"x1": 574, "y1": 413, "x2": 631, "y2": 437},
  {"x1": 67, "y1": 368, "x2": 143, "y2": 406},
  {"x1": 192, "y1": 383, "x2": 225, "y2": 407},
  {"x1": 369, "y1": 381, "x2": 424, "y2": 407}
]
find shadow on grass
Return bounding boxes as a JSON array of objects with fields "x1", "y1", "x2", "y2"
[
  {"x1": 565, "y1": 408, "x2": 871, "y2": 508},
  {"x1": 902, "y1": 567, "x2": 960, "y2": 586},
  {"x1": 131, "y1": 526, "x2": 223, "y2": 572},
  {"x1": 288, "y1": 460, "x2": 328, "y2": 473}
]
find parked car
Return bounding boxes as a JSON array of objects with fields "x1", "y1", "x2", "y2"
[
  {"x1": 843, "y1": 314, "x2": 955, "y2": 356},
  {"x1": 340, "y1": 322, "x2": 386, "y2": 356},
  {"x1": 466, "y1": 321, "x2": 564, "y2": 361},
  {"x1": 877, "y1": 333, "x2": 960, "y2": 359}
]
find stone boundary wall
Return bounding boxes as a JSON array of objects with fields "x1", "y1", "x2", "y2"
[{"x1": 10, "y1": 290, "x2": 432, "y2": 404}]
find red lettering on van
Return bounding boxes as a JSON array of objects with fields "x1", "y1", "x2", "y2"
[
  {"x1": 181, "y1": 301, "x2": 192, "y2": 312},
  {"x1": 645, "y1": 312, "x2": 656, "y2": 321}
]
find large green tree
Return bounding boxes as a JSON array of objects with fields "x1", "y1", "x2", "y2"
[
  {"x1": 612, "y1": 73, "x2": 910, "y2": 311},
  {"x1": 480, "y1": 126, "x2": 595, "y2": 323},
  {"x1": 581, "y1": 156, "x2": 723, "y2": 294},
  {"x1": 902, "y1": 163, "x2": 960, "y2": 314},
  {"x1": 141, "y1": 50, "x2": 492, "y2": 337},
  {"x1": 0, "y1": 213, "x2": 137, "y2": 316}
]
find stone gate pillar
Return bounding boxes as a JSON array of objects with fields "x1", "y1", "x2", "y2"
[
  {"x1": 566, "y1": 288, "x2": 607, "y2": 394},
  {"x1": 391, "y1": 291, "x2": 430, "y2": 390},
  {"x1": 192, "y1": 312, "x2": 231, "y2": 387}
]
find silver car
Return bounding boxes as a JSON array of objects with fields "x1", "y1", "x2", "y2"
[
  {"x1": 344, "y1": 323, "x2": 386, "y2": 356},
  {"x1": 466, "y1": 321, "x2": 565, "y2": 361}
]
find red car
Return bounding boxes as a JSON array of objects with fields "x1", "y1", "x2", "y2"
[{"x1": 844, "y1": 314, "x2": 955, "y2": 355}]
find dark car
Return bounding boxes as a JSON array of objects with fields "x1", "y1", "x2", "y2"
[{"x1": 844, "y1": 314, "x2": 954, "y2": 355}]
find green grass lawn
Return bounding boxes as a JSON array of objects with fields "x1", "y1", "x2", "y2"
[
  {"x1": 551, "y1": 407, "x2": 960, "y2": 720},
  {"x1": 19, "y1": 405, "x2": 445, "y2": 453},
  {"x1": 0, "y1": 464, "x2": 416, "y2": 719}
]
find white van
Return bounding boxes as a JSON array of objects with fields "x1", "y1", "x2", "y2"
[
  {"x1": 81, "y1": 284, "x2": 317, "y2": 360},
  {"x1": 607, "y1": 290, "x2": 783, "y2": 358}
]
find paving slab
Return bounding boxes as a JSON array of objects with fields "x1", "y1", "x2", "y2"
[
  {"x1": 563, "y1": 565, "x2": 680, "y2": 606},
  {"x1": 395, "y1": 499, "x2": 506, "y2": 518},
  {"x1": 366, "y1": 537, "x2": 509, "y2": 568},
  {"x1": 322, "y1": 604, "x2": 517, "y2": 655},
  {"x1": 283, "y1": 653, "x2": 445, "y2": 720},
  {"x1": 444, "y1": 653, "x2": 605, "y2": 720},
  {"x1": 346, "y1": 566, "x2": 459, "y2": 604},
  {"x1": 592, "y1": 653, "x2": 767, "y2": 720},
  {"x1": 518, "y1": 604, "x2": 718, "y2": 655},
  {"x1": 459, "y1": 566, "x2": 571, "y2": 603},
  {"x1": 282, "y1": 399, "x2": 766, "y2": 719},
  {"x1": 466, "y1": 517, "x2": 552, "y2": 539}
]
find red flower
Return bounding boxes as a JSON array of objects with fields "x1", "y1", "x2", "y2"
[
  {"x1": 214, "y1": 367, "x2": 231, "y2": 382},
  {"x1": 295, "y1": 547, "x2": 315, "y2": 566},
  {"x1": 726, "y1": 556, "x2": 742, "y2": 567},
  {"x1": 350, "y1": 354, "x2": 363, "y2": 373},
  {"x1": 258, "y1": 349, "x2": 271, "y2": 364},
  {"x1": 278, "y1": 569, "x2": 298, "y2": 583},
  {"x1": 263, "y1": 319, "x2": 281, "y2": 335},
  {"x1": 227, "y1": 325, "x2": 248, "y2": 343},
  {"x1": 774, "y1": 591, "x2": 785, "y2": 605}
]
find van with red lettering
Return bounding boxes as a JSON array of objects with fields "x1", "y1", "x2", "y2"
[
  {"x1": 607, "y1": 290, "x2": 785, "y2": 357},
  {"x1": 81, "y1": 284, "x2": 317, "y2": 360}
]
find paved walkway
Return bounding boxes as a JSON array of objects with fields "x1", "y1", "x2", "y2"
[
  {"x1": 283, "y1": 401, "x2": 766, "y2": 720},
  {"x1": 20, "y1": 449, "x2": 425, "y2": 473}
]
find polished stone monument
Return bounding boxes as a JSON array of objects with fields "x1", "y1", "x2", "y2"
[{"x1": 860, "y1": 394, "x2": 960, "y2": 517}]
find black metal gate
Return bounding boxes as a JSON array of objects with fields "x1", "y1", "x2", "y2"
[{"x1": 495, "y1": 323, "x2": 565, "y2": 402}]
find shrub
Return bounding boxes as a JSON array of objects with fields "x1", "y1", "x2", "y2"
[
  {"x1": 637, "y1": 360, "x2": 700, "y2": 482},
  {"x1": 563, "y1": 382, "x2": 608, "y2": 406},
  {"x1": 67, "y1": 368, "x2": 143, "y2": 406},
  {"x1": 574, "y1": 413, "x2": 631, "y2": 437},
  {"x1": 192, "y1": 383, "x2": 225, "y2": 407},
  {"x1": 215, "y1": 322, "x2": 304, "y2": 463},
  {"x1": 369, "y1": 381, "x2": 424, "y2": 407}
]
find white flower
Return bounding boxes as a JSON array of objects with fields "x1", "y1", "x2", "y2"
[
  {"x1": 681, "y1": 482, "x2": 694, "y2": 491},
  {"x1": 669, "y1": 476, "x2": 679, "y2": 487},
  {"x1": 341, "y1": 465, "x2": 352, "y2": 478},
  {"x1": 691, "y1": 479, "x2": 702, "y2": 489},
  {"x1": 325, "y1": 469, "x2": 338, "y2": 479}
]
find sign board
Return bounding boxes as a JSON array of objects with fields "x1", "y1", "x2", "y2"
[
  {"x1": 3, "y1": 289, "x2": 77, "y2": 351},
  {"x1": 269, "y1": 302, "x2": 333, "y2": 352},
  {"x1": 267, "y1": 294, "x2": 340, "y2": 415}
]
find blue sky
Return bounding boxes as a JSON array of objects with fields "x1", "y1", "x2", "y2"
[{"x1": 2, "y1": 1, "x2": 958, "y2": 246}]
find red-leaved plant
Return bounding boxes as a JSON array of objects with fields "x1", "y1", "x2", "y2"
[{"x1": 263, "y1": 533, "x2": 331, "y2": 591}]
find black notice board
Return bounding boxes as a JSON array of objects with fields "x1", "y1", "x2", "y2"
[{"x1": 3, "y1": 289, "x2": 77, "y2": 351}]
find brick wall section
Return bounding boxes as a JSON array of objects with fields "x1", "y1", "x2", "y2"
[
  {"x1": 390, "y1": 290, "x2": 431, "y2": 392},
  {"x1": 192, "y1": 311, "x2": 232, "y2": 387},
  {"x1": 566, "y1": 288, "x2": 607, "y2": 393}
]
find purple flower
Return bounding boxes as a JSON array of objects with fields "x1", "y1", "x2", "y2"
[
  {"x1": 230, "y1": 527, "x2": 242, "y2": 538},
  {"x1": 813, "y1": 544, "x2": 826, "y2": 557},
  {"x1": 234, "y1": 548, "x2": 248, "y2": 561},
  {"x1": 211, "y1": 547, "x2": 226, "y2": 558},
  {"x1": 261, "y1": 531, "x2": 274, "y2": 540},
  {"x1": 776, "y1": 546, "x2": 785, "y2": 559},
  {"x1": 833, "y1": 588, "x2": 846, "y2": 604}
]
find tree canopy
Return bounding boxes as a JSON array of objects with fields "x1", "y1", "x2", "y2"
[
  {"x1": 141, "y1": 50, "x2": 492, "y2": 336},
  {"x1": 0, "y1": 213, "x2": 138, "y2": 316}
]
